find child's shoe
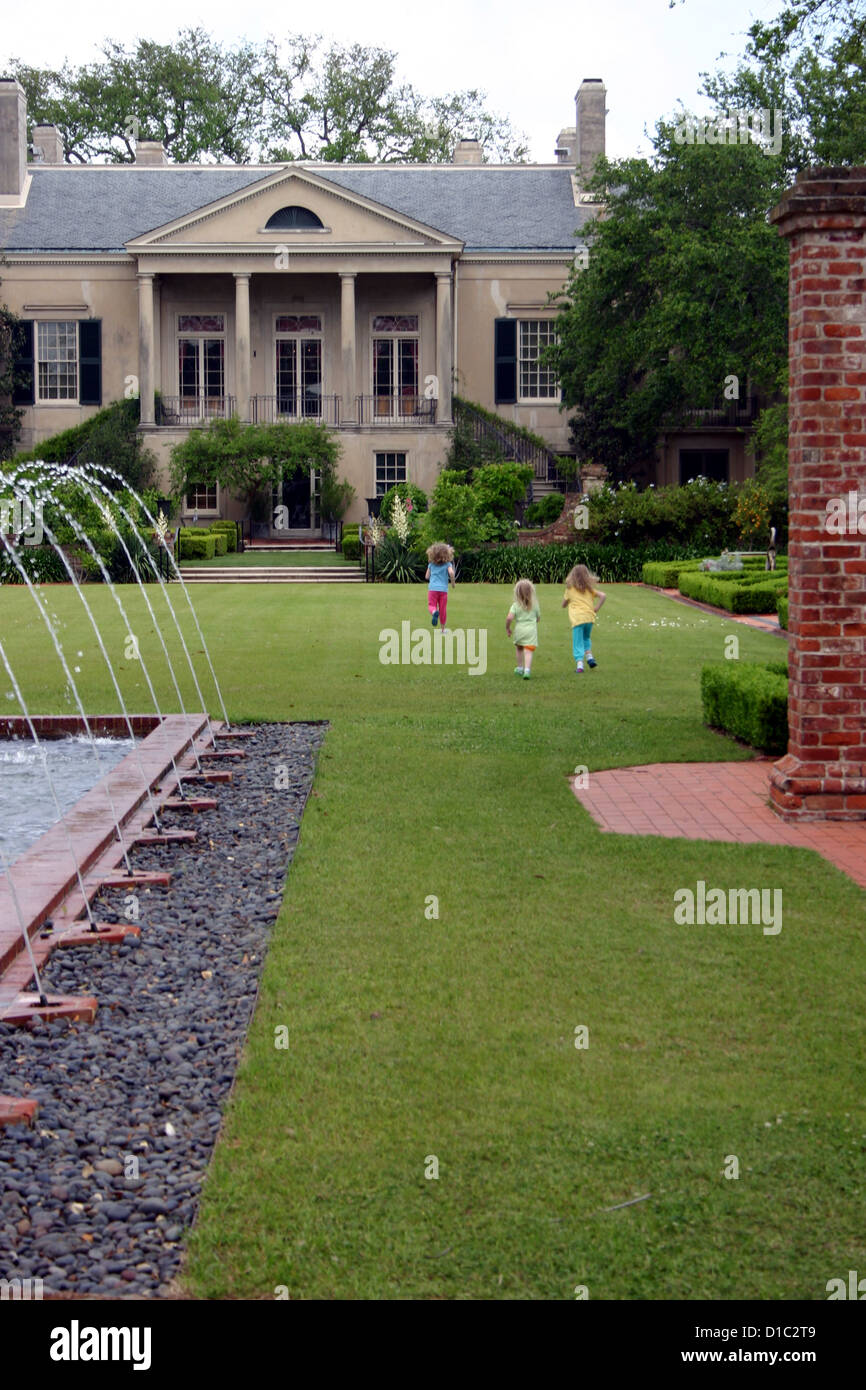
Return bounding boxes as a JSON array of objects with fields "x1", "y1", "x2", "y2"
[
  {"x1": 587, "y1": 655, "x2": 597, "y2": 668},
  {"x1": 576, "y1": 662, "x2": 584, "y2": 674},
  {"x1": 523, "y1": 669, "x2": 531, "y2": 679},
  {"x1": 431, "y1": 611, "x2": 438, "y2": 626},
  {"x1": 514, "y1": 667, "x2": 523, "y2": 675}
]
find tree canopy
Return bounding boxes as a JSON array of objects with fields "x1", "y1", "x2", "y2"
[
  {"x1": 548, "y1": 130, "x2": 789, "y2": 481},
  {"x1": 168, "y1": 418, "x2": 341, "y2": 509},
  {"x1": 9, "y1": 28, "x2": 528, "y2": 165}
]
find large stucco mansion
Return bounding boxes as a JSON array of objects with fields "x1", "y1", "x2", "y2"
[{"x1": 0, "y1": 76, "x2": 756, "y2": 532}]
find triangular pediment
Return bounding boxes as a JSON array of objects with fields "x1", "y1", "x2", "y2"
[{"x1": 125, "y1": 166, "x2": 462, "y2": 253}]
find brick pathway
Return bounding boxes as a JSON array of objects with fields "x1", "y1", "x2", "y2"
[{"x1": 571, "y1": 760, "x2": 866, "y2": 888}]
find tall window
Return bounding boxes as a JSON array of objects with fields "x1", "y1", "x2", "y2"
[
  {"x1": 518, "y1": 320, "x2": 558, "y2": 401},
  {"x1": 375, "y1": 452, "x2": 407, "y2": 496},
  {"x1": 36, "y1": 321, "x2": 78, "y2": 401},
  {"x1": 372, "y1": 315, "x2": 419, "y2": 418},
  {"x1": 177, "y1": 314, "x2": 225, "y2": 417},
  {"x1": 275, "y1": 315, "x2": 322, "y2": 417}
]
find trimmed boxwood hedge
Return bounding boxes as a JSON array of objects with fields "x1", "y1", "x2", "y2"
[
  {"x1": 641, "y1": 559, "x2": 703, "y2": 587},
  {"x1": 776, "y1": 594, "x2": 789, "y2": 630},
  {"x1": 212, "y1": 533, "x2": 228, "y2": 557},
  {"x1": 178, "y1": 531, "x2": 216, "y2": 560},
  {"x1": 342, "y1": 535, "x2": 361, "y2": 561},
  {"x1": 678, "y1": 569, "x2": 788, "y2": 613},
  {"x1": 700, "y1": 661, "x2": 788, "y2": 754},
  {"x1": 209, "y1": 520, "x2": 238, "y2": 552}
]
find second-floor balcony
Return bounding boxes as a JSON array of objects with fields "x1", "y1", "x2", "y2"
[
  {"x1": 357, "y1": 394, "x2": 438, "y2": 425},
  {"x1": 155, "y1": 395, "x2": 235, "y2": 426},
  {"x1": 252, "y1": 394, "x2": 341, "y2": 425},
  {"x1": 673, "y1": 396, "x2": 762, "y2": 429}
]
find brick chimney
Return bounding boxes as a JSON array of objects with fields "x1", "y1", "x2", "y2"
[
  {"x1": 0, "y1": 78, "x2": 27, "y2": 202},
  {"x1": 453, "y1": 139, "x2": 483, "y2": 166},
  {"x1": 135, "y1": 140, "x2": 168, "y2": 166},
  {"x1": 32, "y1": 123, "x2": 64, "y2": 164},
  {"x1": 575, "y1": 79, "x2": 606, "y2": 185}
]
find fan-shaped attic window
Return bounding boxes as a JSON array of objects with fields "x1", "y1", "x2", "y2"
[{"x1": 265, "y1": 205, "x2": 324, "y2": 230}]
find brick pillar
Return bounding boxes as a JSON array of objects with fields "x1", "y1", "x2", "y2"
[{"x1": 768, "y1": 168, "x2": 866, "y2": 820}]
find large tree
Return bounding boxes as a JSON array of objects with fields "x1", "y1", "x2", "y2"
[
  {"x1": 698, "y1": 0, "x2": 866, "y2": 180},
  {"x1": 8, "y1": 29, "x2": 527, "y2": 165},
  {"x1": 548, "y1": 130, "x2": 789, "y2": 481}
]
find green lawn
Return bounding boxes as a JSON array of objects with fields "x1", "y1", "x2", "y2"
[
  {"x1": 180, "y1": 547, "x2": 353, "y2": 567},
  {"x1": 3, "y1": 580, "x2": 864, "y2": 1301}
]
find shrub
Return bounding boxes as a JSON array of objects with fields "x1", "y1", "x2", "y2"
[
  {"x1": 776, "y1": 594, "x2": 789, "y2": 630},
  {"x1": 178, "y1": 531, "x2": 216, "y2": 560},
  {"x1": 342, "y1": 535, "x2": 361, "y2": 561},
  {"x1": 472, "y1": 462, "x2": 533, "y2": 519},
  {"x1": 700, "y1": 662, "x2": 788, "y2": 754},
  {"x1": 678, "y1": 570, "x2": 787, "y2": 612},
  {"x1": 524, "y1": 493, "x2": 566, "y2": 528},
  {"x1": 210, "y1": 520, "x2": 238, "y2": 552},
  {"x1": 642, "y1": 559, "x2": 703, "y2": 587},
  {"x1": 459, "y1": 539, "x2": 703, "y2": 585},
  {"x1": 212, "y1": 533, "x2": 228, "y2": 557},
  {"x1": 12, "y1": 397, "x2": 155, "y2": 491},
  {"x1": 584, "y1": 477, "x2": 739, "y2": 550},
  {"x1": 375, "y1": 531, "x2": 426, "y2": 582},
  {"x1": 379, "y1": 482, "x2": 428, "y2": 524},
  {"x1": 0, "y1": 545, "x2": 68, "y2": 584}
]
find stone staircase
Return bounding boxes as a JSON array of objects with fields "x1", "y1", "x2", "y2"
[{"x1": 179, "y1": 564, "x2": 364, "y2": 584}]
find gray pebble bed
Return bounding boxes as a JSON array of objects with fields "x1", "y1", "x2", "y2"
[{"x1": 0, "y1": 721, "x2": 325, "y2": 1298}]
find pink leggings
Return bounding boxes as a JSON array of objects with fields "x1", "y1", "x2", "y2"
[{"x1": 428, "y1": 590, "x2": 448, "y2": 624}]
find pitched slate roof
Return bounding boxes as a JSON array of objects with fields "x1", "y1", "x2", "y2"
[{"x1": 0, "y1": 164, "x2": 587, "y2": 254}]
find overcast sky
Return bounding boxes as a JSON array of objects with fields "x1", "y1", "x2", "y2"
[{"x1": 2, "y1": 0, "x2": 782, "y2": 162}]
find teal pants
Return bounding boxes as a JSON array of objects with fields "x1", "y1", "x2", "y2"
[{"x1": 572, "y1": 622, "x2": 594, "y2": 661}]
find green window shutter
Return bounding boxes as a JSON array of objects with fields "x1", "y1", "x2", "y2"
[
  {"x1": 78, "y1": 319, "x2": 102, "y2": 406},
  {"x1": 12, "y1": 320, "x2": 34, "y2": 406},
  {"x1": 494, "y1": 318, "x2": 517, "y2": 404}
]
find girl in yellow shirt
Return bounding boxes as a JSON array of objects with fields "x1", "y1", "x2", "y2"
[{"x1": 562, "y1": 564, "x2": 606, "y2": 674}]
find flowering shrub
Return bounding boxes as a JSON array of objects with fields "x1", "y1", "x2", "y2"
[{"x1": 584, "y1": 477, "x2": 739, "y2": 551}]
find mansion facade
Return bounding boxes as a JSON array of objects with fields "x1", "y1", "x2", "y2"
[{"x1": 0, "y1": 77, "x2": 756, "y2": 532}]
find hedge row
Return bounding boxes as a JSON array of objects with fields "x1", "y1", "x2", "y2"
[
  {"x1": 678, "y1": 569, "x2": 788, "y2": 613},
  {"x1": 776, "y1": 594, "x2": 789, "y2": 630},
  {"x1": 641, "y1": 555, "x2": 786, "y2": 587},
  {"x1": 178, "y1": 531, "x2": 216, "y2": 560},
  {"x1": 700, "y1": 662, "x2": 788, "y2": 754},
  {"x1": 458, "y1": 540, "x2": 703, "y2": 585}
]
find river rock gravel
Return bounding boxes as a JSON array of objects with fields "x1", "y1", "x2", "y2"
[{"x1": 0, "y1": 721, "x2": 325, "y2": 1298}]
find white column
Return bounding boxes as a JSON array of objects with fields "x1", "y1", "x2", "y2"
[
  {"x1": 234, "y1": 273, "x2": 251, "y2": 422},
  {"x1": 435, "y1": 269, "x2": 453, "y2": 423},
  {"x1": 137, "y1": 273, "x2": 155, "y2": 425},
  {"x1": 340, "y1": 272, "x2": 357, "y2": 424}
]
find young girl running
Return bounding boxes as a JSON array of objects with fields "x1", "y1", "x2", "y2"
[
  {"x1": 425, "y1": 543, "x2": 455, "y2": 628},
  {"x1": 506, "y1": 579, "x2": 540, "y2": 679},
  {"x1": 562, "y1": 564, "x2": 606, "y2": 673}
]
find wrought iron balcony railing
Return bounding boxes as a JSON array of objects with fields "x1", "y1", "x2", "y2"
[
  {"x1": 356, "y1": 394, "x2": 438, "y2": 425},
  {"x1": 251, "y1": 394, "x2": 341, "y2": 425},
  {"x1": 155, "y1": 396, "x2": 236, "y2": 426}
]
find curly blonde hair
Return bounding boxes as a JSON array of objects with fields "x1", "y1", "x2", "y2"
[
  {"x1": 565, "y1": 564, "x2": 598, "y2": 593},
  {"x1": 514, "y1": 579, "x2": 537, "y2": 611},
  {"x1": 426, "y1": 542, "x2": 454, "y2": 564}
]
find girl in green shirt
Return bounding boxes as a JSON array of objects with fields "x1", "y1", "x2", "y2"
[{"x1": 506, "y1": 579, "x2": 541, "y2": 679}]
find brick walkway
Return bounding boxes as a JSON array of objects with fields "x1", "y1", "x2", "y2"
[{"x1": 571, "y1": 760, "x2": 866, "y2": 888}]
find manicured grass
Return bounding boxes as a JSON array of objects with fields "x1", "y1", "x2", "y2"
[
  {"x1": 180, "y1": 548, "x2": 354, "y2": 567},
  {"x1": 2, "y1": 581, "x2": 863, "y2": 1301}
]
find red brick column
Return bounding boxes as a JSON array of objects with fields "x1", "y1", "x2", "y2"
[{"x1": 769, "y1": 168, "x2": 866, "y2": 820}]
